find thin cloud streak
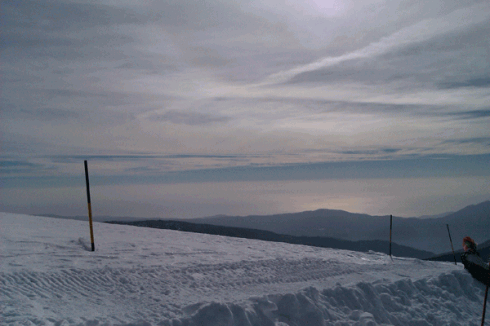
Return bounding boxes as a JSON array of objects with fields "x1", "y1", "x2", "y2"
[
  {"x1": 260, "y1": 2, "x2": 490, "y2": 85},
  {"x1": 148, "y1": 110, "x2": 232, "y2": 125}
]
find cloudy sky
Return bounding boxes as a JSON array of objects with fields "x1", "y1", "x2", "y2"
[{"x1": 1, "y1": 0, "x2": 489, "y2": 218}]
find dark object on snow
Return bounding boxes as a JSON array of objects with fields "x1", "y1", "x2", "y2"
[
  {"x1": 461, "y1": 237, "x2": 490, "y2": 287},
  {"x1": 461, "y1": 252, "x2": 490, "y2": 287}
]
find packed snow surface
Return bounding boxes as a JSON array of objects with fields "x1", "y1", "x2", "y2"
[{"x1": 1, "y1": 213, "x2": 487, "y2": 325}]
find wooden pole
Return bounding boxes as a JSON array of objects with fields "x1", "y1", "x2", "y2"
[
  {"x1": 446, "y1": 224, "x2": 457, "y2": 265},
  {"x1": 389, "y1": 215, "x2": 392, "y2": 258},
  {"x1": 84, "y1": 160, "x2": 95, "y2": 252}
]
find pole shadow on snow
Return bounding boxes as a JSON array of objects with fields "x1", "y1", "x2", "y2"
[{"x1": 78, "y1": 237, "x2": 93, "y2": 251}]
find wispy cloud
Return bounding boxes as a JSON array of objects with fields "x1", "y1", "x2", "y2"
[
  {"x1": 49, "y1": 154, "x2": 245, "y2": 164},
  {"x1": 442, "y1": 137, "x2": 490, "y2": 146},
  {"x1": 438, "y1": 77, "x2": 490, "y2": 89},
  {"x1": 2, "y1": 0, "x2": 490, "y2": 216},
  {"x1": 259, "y1": 2, "x2": 490, "y2": 86},
  {"x1": 443, "y1": 109, "x2": 490, "y2": 120},
  {"x1": 148, "y1": 110, "x2": 232, "y2": 126},
  {"x1": 0, "y1": 160, "x2": 43, "y2": 175}
]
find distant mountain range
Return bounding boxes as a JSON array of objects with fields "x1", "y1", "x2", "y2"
[
  {"x1": 189, "y1": 201, "x2": 490, "y2": 254},
  {"x1": 108, "y1": 219, "x2": 435, "y2": 259},
  {"x1": 40, "y1": 200, "x2": 489, "y2": 254}
]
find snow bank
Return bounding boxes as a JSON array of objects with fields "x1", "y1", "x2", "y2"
[
  {"x1": 0, "y1": 213, "x2": 486, "y2": 325},
  {"x1": 165, "y1": 271, "x2": 485, "y2": 326}
]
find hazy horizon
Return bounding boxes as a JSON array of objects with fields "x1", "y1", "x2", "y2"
[
  {"x1": 2, "y1": 0, "x2": 489, "y2": 218},
  {"x1": 2, "y1": 188, "x2": 488, "y2": 220}
]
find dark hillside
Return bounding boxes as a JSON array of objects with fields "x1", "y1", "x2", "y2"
[{"x1": 107, "y1": 219, "x2": 435, "y2": 259}]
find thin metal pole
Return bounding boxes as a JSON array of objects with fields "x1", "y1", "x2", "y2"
[
  {"x1": 482, "y1": 262, "x2": 489, "y2": 326},
  {"x1": 389, "y1": 215, "x2": 392, "y2": 258},
  {"x1": 482, "y1": 281, "x2": 488, "y2": 326},
  {"x1": 84, "y1": 160, "x2": 95, "y2": 251},
  {"x1": 446, "y1": 224, "x2": 457, "y2": 265}
]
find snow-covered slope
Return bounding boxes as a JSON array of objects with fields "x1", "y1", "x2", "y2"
[{"x1": 0, "y1": 213, "x2": 487, "y2": 325}]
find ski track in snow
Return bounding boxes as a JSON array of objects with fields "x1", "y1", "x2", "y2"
[{"x1": 0, "y1": 213, "x2": 487, "y2": 326}]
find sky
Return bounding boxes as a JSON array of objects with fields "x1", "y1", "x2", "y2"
[{"x1": 1, "y1": 0, "x2": 489, "y2": 218}]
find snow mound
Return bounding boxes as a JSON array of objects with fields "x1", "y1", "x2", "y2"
[
  {"x1": 0, "y1": 213, "x2": 486, "y2": 325},
  {"x1": 160, "y1": 273, "x2": 485, "y2": 326}
]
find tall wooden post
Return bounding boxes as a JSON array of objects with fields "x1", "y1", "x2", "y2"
[
  {"x1": 389, "y1": 215, "x2": 392, "y2": 258},
  {"x1": 446, "y1": 224, "x2": 457, "y2": 265},
  {"x1": 84, "y1": 160, "x2": 95, "y2": 251}
]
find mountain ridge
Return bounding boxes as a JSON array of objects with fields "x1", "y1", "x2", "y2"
[
  {"x1": 37, "y1": 200, "x2": 489, "y2": 254},
  {"x1": 107, "y1": 219, "x2": 435, "y2": 259},
  {"x1": 189, "y1": 200, "x2": 490, "y2": 254}
]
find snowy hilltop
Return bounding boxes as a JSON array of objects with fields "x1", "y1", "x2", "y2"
[{"x1": 1, "y1": 213, "x2": 487, "y2": 325}]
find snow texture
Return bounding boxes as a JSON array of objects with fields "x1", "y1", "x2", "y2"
[{"x1": 0, "y1": 213, "x2": 487, "y2": 325}]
